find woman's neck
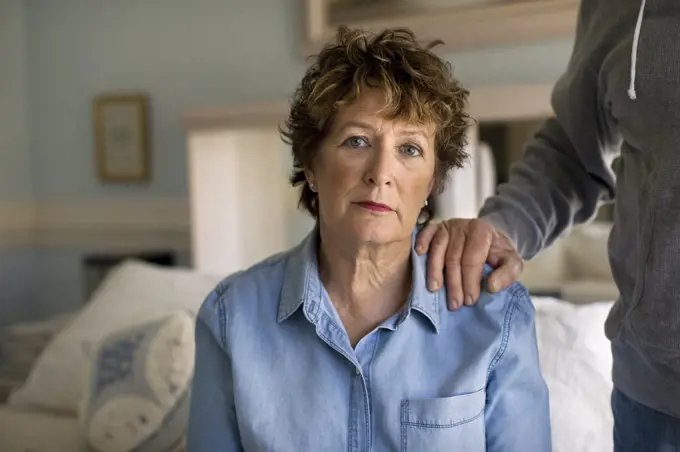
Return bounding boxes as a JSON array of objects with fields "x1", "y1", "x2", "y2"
[{"x1": 318, "y1": 227, "x2": 413, "y2": 345}]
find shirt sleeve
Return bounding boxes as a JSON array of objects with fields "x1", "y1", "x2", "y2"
[
  {"x1": 187, "y1": 289, "x2": 244, "y2": 452},
  {"x1": 484, "y1": 288, "x2": 552, "y2": 451}
]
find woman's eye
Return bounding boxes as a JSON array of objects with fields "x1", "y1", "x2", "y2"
[
  {"x1": 401, "y1": 145, "x2": 422, "y2": 157},
  {"x1": 343, "y1": 136, "x2": 369, "y2": 148}
]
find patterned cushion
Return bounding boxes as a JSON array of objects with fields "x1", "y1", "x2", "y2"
[
  {"x1": 80, "y1": 310, "x2": 195, "y2": 452},
  {"x1": 9, "y1": 261, "x2": 220, "y2": 415}
]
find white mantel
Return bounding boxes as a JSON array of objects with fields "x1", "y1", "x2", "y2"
[{"x1": 185, "y1": 84, "x2": 554, "y2": 275}]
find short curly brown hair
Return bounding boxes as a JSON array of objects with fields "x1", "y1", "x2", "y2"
[{"x1": 280, "y1": 26, "x2": 471, "y2": 220}]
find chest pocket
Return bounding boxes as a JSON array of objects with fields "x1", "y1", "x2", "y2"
[{"x1": 400, "y1": 389, "x2": 486, "y2": 452}]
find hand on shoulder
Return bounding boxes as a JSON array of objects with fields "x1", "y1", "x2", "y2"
[{"x1": 415, "y1": 218, "x2": 523, "y2": 311}]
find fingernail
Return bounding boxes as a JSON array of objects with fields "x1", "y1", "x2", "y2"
[
  {"x1": 488, "y1": 280, "x2": 498, "y2": 292},
  {"x1": 416, "y1": 245, "x2": 424, "y2": 253},
  {"x1": 428, "y1": 280, "x2": 438, "y2": 291},
  {"x1": 464, "y1": 295, "x2": 473, "y2": 306}
]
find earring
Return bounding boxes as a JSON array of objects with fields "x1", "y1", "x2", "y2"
[
  {"x1": 309, "y1": 181, "x2": 316, "y2": 192},
  {"x1": 424, "y1": 199, "x2": 428, "y2": 207}
]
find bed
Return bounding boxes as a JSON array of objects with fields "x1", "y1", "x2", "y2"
[
  {"x1": 0, "y1": 261, "x2": 615, "y2": 452},
  {"x1": 534, "y1": 297, "x2": 614, "y2": 452}
]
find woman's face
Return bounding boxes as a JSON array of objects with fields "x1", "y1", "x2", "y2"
[{"x1": 307, "y1": 89, "x2": 436, "y2": 245}]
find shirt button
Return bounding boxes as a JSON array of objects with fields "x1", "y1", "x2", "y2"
[{"x1": 355, "y1": 367, "x2": 361, "y2": 376}]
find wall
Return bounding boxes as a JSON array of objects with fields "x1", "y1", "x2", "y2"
[
  {"x1": 0, "y1": 0, "x2": 38, "y2": 327},
  {"x1": 20, "y1": 0, "x2": 313, "y2": 320},
  {"x1": 3, "y1": 0, "x2": 574, "y2": 325},
  {"x1": 25, "y1": 0, "x2": 310, "y2": 200},
  {"x1": 0, "y1": 1, "x2": 31, "y2": 201}
]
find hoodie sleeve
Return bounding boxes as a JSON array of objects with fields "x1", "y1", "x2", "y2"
[{"x1": 478, "y1": 3, "x2": 618, "y2": 260}]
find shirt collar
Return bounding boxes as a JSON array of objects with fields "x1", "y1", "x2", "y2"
[
  {"x1": 277, "y1": 229, "x2": 323, "y2": 323},
  {"x1": 277, "y1": 227, "x2": 440, "y2": 332}
]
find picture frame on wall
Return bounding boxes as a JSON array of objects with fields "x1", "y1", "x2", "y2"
[{"x1": 93, "y1": 93, "x2": 151, "y2": 182}]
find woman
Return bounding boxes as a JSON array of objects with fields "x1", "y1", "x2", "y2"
[{"x1": 187, "y1": 27, "x2": 551, "y2": 451}]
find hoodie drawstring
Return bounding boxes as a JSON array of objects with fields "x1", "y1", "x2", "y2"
[{"x1": 628, "y1": 0, "x2": 647, "y2": 100}]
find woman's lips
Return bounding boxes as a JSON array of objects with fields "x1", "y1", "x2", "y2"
[{"x1": 356, "y1": 201, "x2": 393, "y2": 212}]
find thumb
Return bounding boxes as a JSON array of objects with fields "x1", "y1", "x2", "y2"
[{"x1": 486, "y1": 255, "x2": 523, "y2": 293}]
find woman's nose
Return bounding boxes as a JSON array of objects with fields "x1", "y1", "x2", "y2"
[{"x1": 364, "y1": 144, "x2": 394, "y2": 186}]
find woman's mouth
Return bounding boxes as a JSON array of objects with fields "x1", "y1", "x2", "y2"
[{"x1": 355, "y1": 201, "x2": 393, "y2": 212}]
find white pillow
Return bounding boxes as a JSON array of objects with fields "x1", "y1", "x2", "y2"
[
  {"x1": 533, "y1": 297, "x2": 614, "y2": 452},
  {"x1": 8, "y1": 260, "x2": 221, "y2": 415},
  {"x1": 80, "y1": 309, "x2": 194, "y2": 452}
]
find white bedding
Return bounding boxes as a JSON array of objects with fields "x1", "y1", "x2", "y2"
[
  {"x1": 0, "y1": 405, "x2": 81, "y2": 452},
  {"x1": 534, "y1": 297, "x2": 614, "y2": 452},
  {"x1": 0, "y1": 295, "x2": 614, "y2": 452}
]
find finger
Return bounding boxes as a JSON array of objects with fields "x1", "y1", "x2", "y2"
[
  {"x1": 486, "y1": 252, "x2": 503, "y2": 268},
  {"x1": 461, "y1": 222, "x2": 493, "y2": 305},
  {"x1": 415, "y1": 222, "x2": 439, "y2": 255},
  {"x1": 487, "y1": 255, "x2": 523, "y2": 293},
  {"x1": 443, "y1": 231, "x2": 466, "y2": 310},
  {"x1": 425, "y1": 226, "x2": 449, "y2": 292}
]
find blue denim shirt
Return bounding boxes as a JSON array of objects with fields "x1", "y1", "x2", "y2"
[{"x1": 187, "y1": 231, "x2": 551, "y2": 451}]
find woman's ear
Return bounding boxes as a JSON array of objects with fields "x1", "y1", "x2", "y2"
[
  {"x1": 304, "y1": 168, "x2": 317, "y2": 193},
  {"x1": 427, "y1": 177, "x2": 435, "y2": 198}
]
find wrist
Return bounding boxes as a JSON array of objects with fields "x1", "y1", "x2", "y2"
[{"x1": 479, "y1": 213, "x2": 519, "y2": 250}]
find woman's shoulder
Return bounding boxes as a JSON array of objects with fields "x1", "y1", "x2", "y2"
[
  {"x1": 438, "y1": 264, "x2": 535, "y2": 341},
  {"x1": 197, "y1": 247, "x2": 295, "y2": 322},
  {"x1": 481, "y1": 263, "x2": 532, "y2": 306},
  {"x1": 427, "y1": 265, "x2": 537, "y2": 381},
  {"x1": 473, "y1": 264, "x2": 535, "y2": 324}
]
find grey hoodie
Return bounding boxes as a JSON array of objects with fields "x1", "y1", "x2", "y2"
[{"x1": 479, "y1": 0, "x2": 680, "y2": 418}]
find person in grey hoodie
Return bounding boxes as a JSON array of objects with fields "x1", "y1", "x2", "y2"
[{"x1": 415, "y1": 0, "x2": 680, "y2": 450}]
